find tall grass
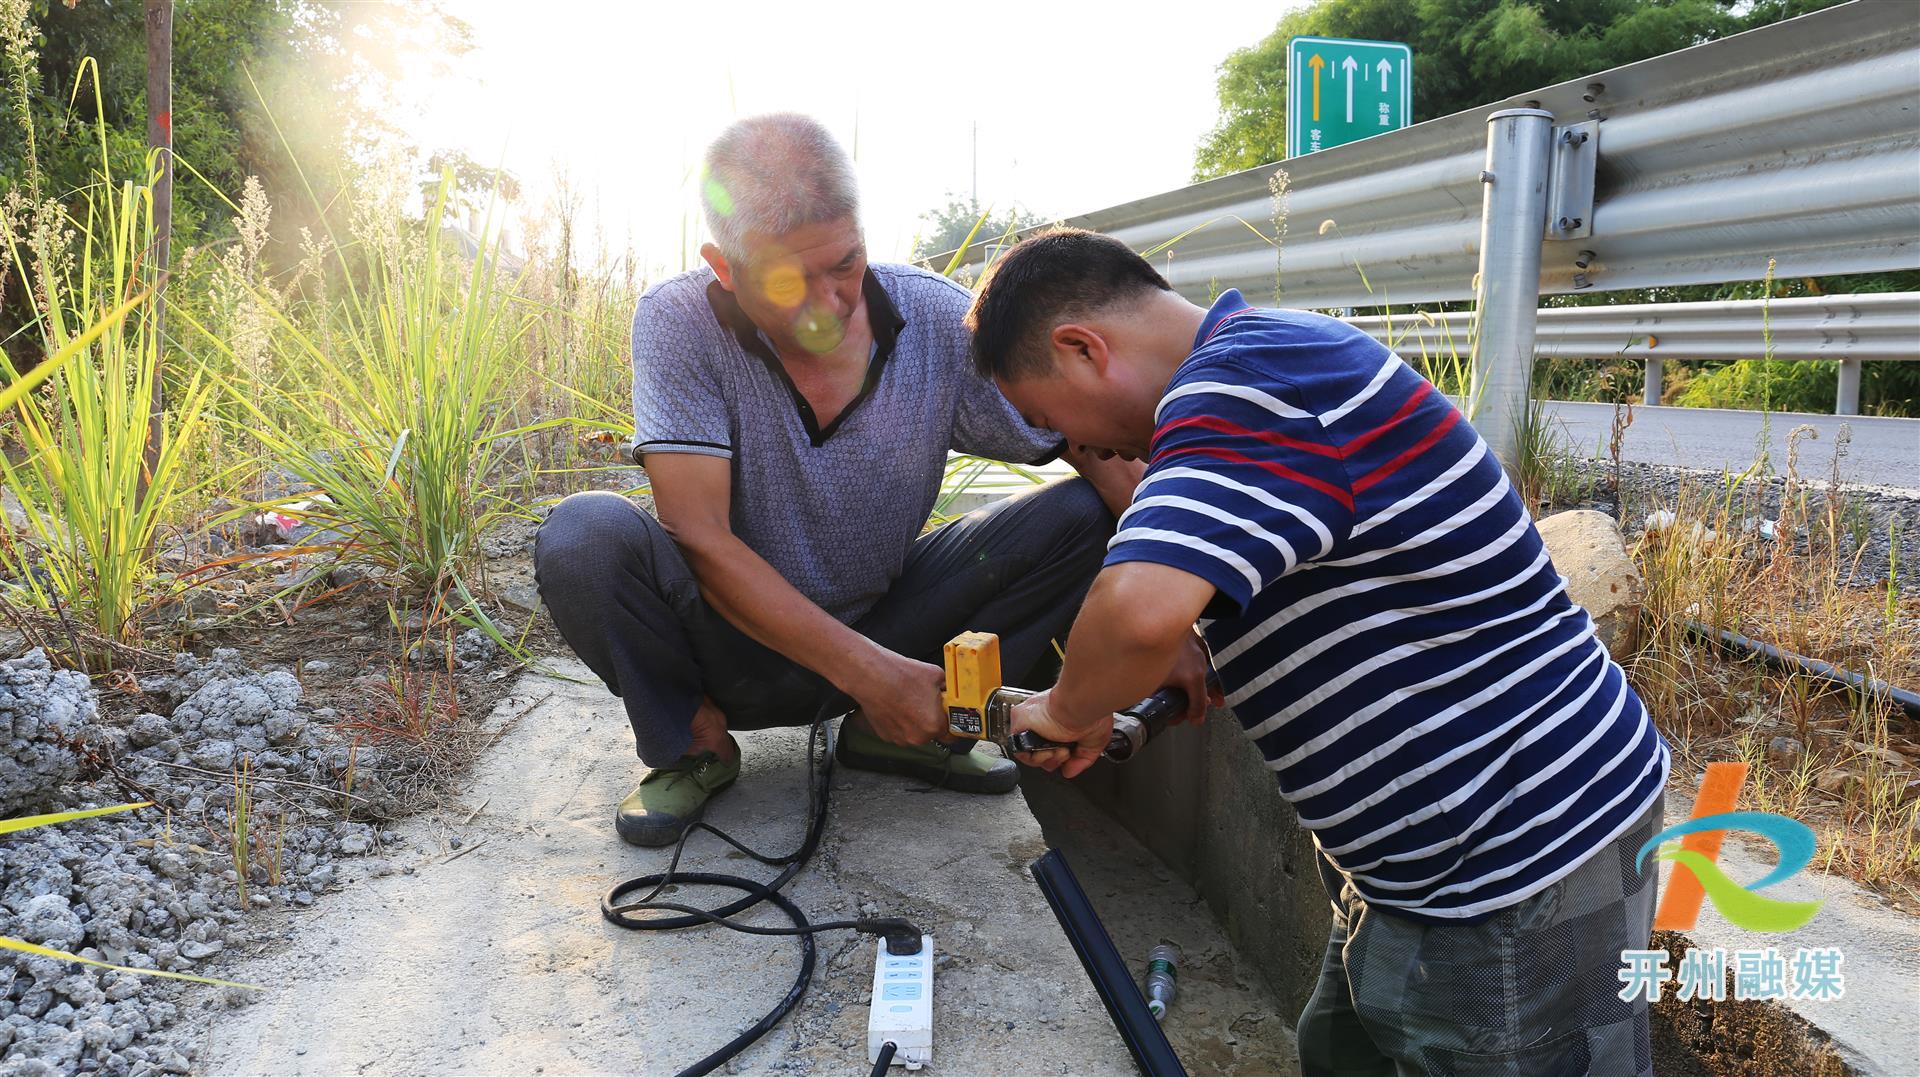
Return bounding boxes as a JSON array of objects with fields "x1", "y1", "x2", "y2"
[
  {"x1": 208, "y1": 177, "x2": 570, "y2": 601},
  {"x1": 0, "y1": 150, "x2": 219, "y2": 664},
  {"x1": 3, "y1": 32, "x2": 635, "y2": 674}
]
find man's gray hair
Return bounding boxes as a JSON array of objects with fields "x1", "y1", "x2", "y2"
[{"x1": 702, "y1": 114, "x2": 860, "y2": 262}]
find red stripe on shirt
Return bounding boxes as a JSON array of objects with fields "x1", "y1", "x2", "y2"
[
  {"x1": 1201, "y1": 307, "x2": 1261, "y2": 345},
  {"x1": 1352, "y1": 407, "x2": 1463, "y2": 494},
  {"x1": 1154, "y1": 444, "x2": 1355, "y2": 511},
  {"x1": 1153, "y1": 415, "x2": 1344, "y2": 459},
  {"x1": 1337, "y1": 380, "x2": 1432, "y2": 458}
]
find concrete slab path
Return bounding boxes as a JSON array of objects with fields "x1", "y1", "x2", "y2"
[{"x1": 195, "y1": 659, "x2": 1136, "y2": 1075}]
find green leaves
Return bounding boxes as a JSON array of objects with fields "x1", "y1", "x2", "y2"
[
  {"x1": 211, "y1": 171, "x2": 538, "y2": 602},
  {"x1": 0, "y1": 801, "x2": 149, "y2": 837},
  {"x1": 0, "y1": 155, "x2": 220, "y2": 662},
  {"x1": 1192, "y1": 0, "x2": 1846, "y2": 181}
]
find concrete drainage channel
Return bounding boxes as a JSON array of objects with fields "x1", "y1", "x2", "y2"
[{"x1": 1065, "y1": 709, "x2": 1919, "y2": 1076}]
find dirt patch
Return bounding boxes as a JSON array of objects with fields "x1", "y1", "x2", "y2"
[{"x1": 1649, "y1": 931, "x2": 1852, "y2": 1076}]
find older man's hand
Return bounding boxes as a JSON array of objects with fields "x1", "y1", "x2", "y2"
[{"x1": 849, "y1": 650, "x2": 949, "y2": 746}]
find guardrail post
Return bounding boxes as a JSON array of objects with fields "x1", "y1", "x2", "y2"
[
  {"x1": 1471, "y1": 109, "x2": 1554, "y2": 471},
  {"x1": 1643, "y1": 357, "x2": 1664, "y2": 406},
  {"x1": 1835, "y1": 358, "x2": 1862, "y2": 415}
]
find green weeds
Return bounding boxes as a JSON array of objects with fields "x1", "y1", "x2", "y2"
[{"x1": 0, "y1": 149, "x2": 221, "y2": 665}]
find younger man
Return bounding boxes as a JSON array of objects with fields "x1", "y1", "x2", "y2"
[{"x1": 967, "y1": 229, "x2": 1669, "y2": 1076}]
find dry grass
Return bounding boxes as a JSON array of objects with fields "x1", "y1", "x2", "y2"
[{"x1": 1624, "y1": 431, "x2": 1920, "y2": 897}]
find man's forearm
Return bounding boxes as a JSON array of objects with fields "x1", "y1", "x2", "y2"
[
  {"x1": 676, "y1": 528, "x2": 883, "y2": 695},
  {"x1": 1050, "y1": 568, "x2": 1201, "y2": 732}
]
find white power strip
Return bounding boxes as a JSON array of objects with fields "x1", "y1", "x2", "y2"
[{"x1": 866, "y1": 933, "x2": 934, "y2": 1069}]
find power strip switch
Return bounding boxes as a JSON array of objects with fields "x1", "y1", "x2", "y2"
[{"x1": 867, "y1": 933, "x2": 933, "y2": 1069}]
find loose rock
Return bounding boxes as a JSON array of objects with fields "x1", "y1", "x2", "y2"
[
  {"x1": 1537, "y1": 510, "x2": 1643, "y2": 661},
  {"x1": 0, "y1": 650, "x2": 92, "y2": 817},
  {"x1": 1, "y1": 644, "x2": 423, "y2": 1070}
]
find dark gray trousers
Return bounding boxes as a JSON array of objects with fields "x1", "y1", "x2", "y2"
[
  {"x1": 533, "y1": 478, "x2": 1113, "y2": 767},
  {"x1": 1297, "y1": 794, "x2": 1665, "y2": 1077}
]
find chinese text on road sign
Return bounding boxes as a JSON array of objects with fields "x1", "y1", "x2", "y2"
[{"x1": 1287, "y1": 37, "x2": 1412, "y2": 157}]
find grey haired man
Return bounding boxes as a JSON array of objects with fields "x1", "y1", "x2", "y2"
[{"x1": 534, "y1": 113, "x2": 1141, "y2": 846}]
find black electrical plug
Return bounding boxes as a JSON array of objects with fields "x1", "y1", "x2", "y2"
[{"x1": 857, "y1": 917, "x2": 924, "y2": 955}]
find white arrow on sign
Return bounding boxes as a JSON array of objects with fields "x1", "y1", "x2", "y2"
[
  {"x1": 1342, "y1": 55, "x2": 1358, "y2": 120},
  {"x1": 1377, "y1": 57, "x2": 1392, "y2": 93}
]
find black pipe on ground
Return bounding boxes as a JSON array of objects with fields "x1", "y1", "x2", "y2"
[
  {"x1": 1683, "y1": 620, "x2": 1920, "y2": 721},
  {"x1": 1030, "y1": 849, "x2": 1189, "y2": 1077}
]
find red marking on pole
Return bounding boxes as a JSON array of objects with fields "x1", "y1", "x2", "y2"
[{"x1": 157, "y1": 111, "x2": 172, "y2": 139}]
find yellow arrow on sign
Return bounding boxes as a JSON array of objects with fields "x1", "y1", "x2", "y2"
[{"x1": 1308, "y1": 54, "x2": 1325, "y2": 122}]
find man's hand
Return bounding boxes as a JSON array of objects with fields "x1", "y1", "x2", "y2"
[
  {"x1": 1168, "y1": 629, "x2": 1223, "y2": 726},
  {"x1": 1009, "y1": 689, "x2": 1113, "y2": 779},
  {"x1": 1060, "y1": 443, "x2": 1146, "y2": 518},
  {"x1": 848, "y1": 650, "x2": 948, "y2": 746}
]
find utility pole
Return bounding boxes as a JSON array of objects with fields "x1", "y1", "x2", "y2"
[
  {"x1": 142, "y1": 0, "x2": 172, "y2": 491},
  {"x1": 971, "y1": 122, "x2": 977, "y2": 212}
]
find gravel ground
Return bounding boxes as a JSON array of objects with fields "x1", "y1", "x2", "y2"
[
  {"x1": 0, "y1": 647, "x2": 434, "y2": 1074},
  {"x1": 1570, "y1": 459, "x2": 1920, "y2": 594}
]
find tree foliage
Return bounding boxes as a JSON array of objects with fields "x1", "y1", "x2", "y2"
[
  {"x1": 1193, "y1": 0, "x2": 1850, "y2": 180},
  {"x1": 1, "y1": 0, "x2": 470, "y2": 248},
  {"x1": 1, "y1": 0, "x2": 472, "y2": 368},
  {"x1": 910, "y1": 196, "x2": 1045, "y2": 262}
]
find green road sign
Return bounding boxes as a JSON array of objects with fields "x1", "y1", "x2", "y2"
[{"x1": 1287, "y1": 36, "x2": 1412, "y2": 157}]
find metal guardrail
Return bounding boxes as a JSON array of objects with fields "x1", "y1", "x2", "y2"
[
  {"x1": 1352, "y1": 293, "x2": 1920, "y2": 363},
  {"x1": 941, "y1": 2, "x2": 1920, "y2": 311},
  {"x1": 1349, "y1": 293, "x2": 1920, "y2": 410}
]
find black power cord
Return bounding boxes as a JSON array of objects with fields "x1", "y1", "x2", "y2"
[{"x1": 601, "y1": 709, "x2": 922, "y2": 1077}]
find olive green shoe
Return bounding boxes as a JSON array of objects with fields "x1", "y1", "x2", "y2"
[
  {"x1": 615, "y1": 745, "x2": 741, "y2": 847},
  {"x1": 835, "y1": 720, "x2": 1019, "y2": 794}
]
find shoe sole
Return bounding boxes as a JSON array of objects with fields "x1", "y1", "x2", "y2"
[
  {"x1": 613, "y1": 776, "x2": 737, "y2": 847},
  {"x1": 836, "y1": 743, "x2": 1019, "y2": 795}
]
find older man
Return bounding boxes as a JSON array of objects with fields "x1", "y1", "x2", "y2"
[{"x1": 535, "y1": 115, "x2": 1139, "y2": 846}]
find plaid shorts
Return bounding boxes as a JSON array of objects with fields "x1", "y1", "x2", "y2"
[{"x1": 1297, "y1": 794, "x2": 1664, "y2": 1077}]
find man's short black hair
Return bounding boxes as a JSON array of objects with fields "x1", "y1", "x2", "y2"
[{"x1": 965, "y1": 228, "x2": 1173, "y2": 381}]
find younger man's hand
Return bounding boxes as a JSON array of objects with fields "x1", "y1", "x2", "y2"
[
  {"x1": 1009, "y1": 690, "x2": 1112, "y2": 779},
  {"x1": 1169, "y1": 629, "x2": 1223, "y2": 726}
]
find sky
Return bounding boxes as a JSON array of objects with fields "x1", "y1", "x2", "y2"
[{"x1": 395, "y1": 0, "x2": 1299, "y2": 279}]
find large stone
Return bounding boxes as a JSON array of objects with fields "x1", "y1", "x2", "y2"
[{"x1": 1537, "y1": 509, "x2": 1643, "y2": 661}]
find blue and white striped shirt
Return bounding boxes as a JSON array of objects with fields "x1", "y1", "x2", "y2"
[{"x1": 1107, "y1": 290, "x2": 1669, "y2": 921}]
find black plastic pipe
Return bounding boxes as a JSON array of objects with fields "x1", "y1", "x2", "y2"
[
  {"x1": 1684, "y1": 620, "x2": 1920, "y2": 721},
  {"x1": 1030, "y1": 850, "x2": 1189, "y2": 1077}
]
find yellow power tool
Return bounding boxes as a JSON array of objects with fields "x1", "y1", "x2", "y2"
[{"x1": 941, "y1": 630, "x2": 1201, "y2": 764}]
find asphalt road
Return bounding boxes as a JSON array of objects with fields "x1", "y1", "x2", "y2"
[{"x1": 1542, "y1": 402, "x2": 1919, "y2": 490}]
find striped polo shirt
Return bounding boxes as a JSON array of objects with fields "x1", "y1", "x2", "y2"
[{"x1": 1107, "y1": 290, "x2": 1669, "y2": 921}]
